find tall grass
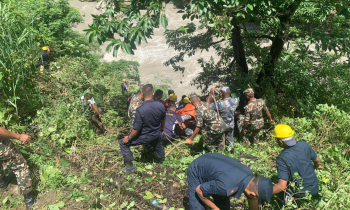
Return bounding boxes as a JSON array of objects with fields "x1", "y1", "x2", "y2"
[{"x1": 0, "y1": 3, "x2": 38, "y2": 117}]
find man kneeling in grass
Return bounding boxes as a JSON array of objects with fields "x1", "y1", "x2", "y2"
[{"x1": 187, "y1": 153, "x2": 273, "y2": 210}]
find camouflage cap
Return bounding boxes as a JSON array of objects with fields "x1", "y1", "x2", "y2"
[
  {"x1": 188, "y1": 93, "x2": 199, "y2": 99},
  {"x1": 243, "y1": 88, "x2": 254, "y2": 97},
  {"x1": 220, "y1": 86, "x2": 230, "y2": 93}
]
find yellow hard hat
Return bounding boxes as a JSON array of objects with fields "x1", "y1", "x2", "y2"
[
  {"x1": 183, "y1": 97, "x2": 190, "y2": 103},
  {"x1": 42, "y1": 46, "x2": 48, "y2": 51},
  {"x1": 122, "y1": 79, "x2": 126, "y2": 82},
  {"x1": 271, "y1": 124, "x2": 295, "y2": 138},
  {"x1": 169, "y1": 94, "x2": 178, "y2": 102}
]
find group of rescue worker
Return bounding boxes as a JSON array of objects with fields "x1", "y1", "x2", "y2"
[
  {"x1": 0, "y1": 74, "x2": 322, "y2": 210},
  {"x1": 121, "y1": 81, "x2": 323, "y2": 210}
]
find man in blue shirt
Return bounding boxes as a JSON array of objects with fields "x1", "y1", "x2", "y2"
[
  {"x1": 187, "y1": 153, "x2": 273, "y2": 210},
  {"x1": 160, "y1": 101, "x2": 186, "y2": 143},
  {"x1": 207, "y1": 86, "x2": 238, "y2": 153},
  {"x1": 119, "y1": 84, "x2": 166, "y2": 173},
  {"x1": 272, "y1": 124, "x2": 323, "y2": 199}
]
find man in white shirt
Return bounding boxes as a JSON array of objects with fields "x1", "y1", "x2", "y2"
[{"x1": 81, "y1": 93, "x2": 109, "y2": 134}]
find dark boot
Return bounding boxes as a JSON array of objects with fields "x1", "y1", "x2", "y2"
[
  {"x1": 0, "y1": 172, "x2": 15, "y2": 189},
  {"x1": 155, "y1": 157, "x2": 165, "y2": 164},
  {"x1": 121, "y1": 155, "x2": 136, "y2": 174},
  {"x1": 23, "y1": 191, "x2": 35, "y2": 210}
]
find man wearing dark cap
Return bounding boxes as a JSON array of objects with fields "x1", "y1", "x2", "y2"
[
  {"x1": 187, "y1": 153, "x2": 273, "y2": 210},
  {"x1": 119, "y1": 84, "x2": 166, "y2": 173},
  {"x1": 207, "y1": 86, "x2": 238, "y2": 153},
  {"x1": 272, "y1": 124, "x2": 322, "y2": 200},
  {"x1": 241, "y1": 88, "x2": 274, "y2": 144},
  {"x1": 185, "y1": 93, "x2": 227, "y2": 152}
]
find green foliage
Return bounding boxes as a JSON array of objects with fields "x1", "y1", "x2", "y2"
[
  {"x1": 88, "y1": 0, "x2": 350, "y2": 110},
  {"x1": 0, "y1": 3, "x2": 38, "y2": 116},
  {"x1": 270, "y1": 51, "x2": 350, "y2": 115},
  {"x1": 39, "y1": 165, "x2": 66, "y2": 190}
]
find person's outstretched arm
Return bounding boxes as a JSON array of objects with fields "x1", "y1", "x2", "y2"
[
  {"x1": 0, "y1": 127, "x2": 31, "y2": 143},
  {"x1": 195, "y1": 185, "x2": 219, "y2": 210}
]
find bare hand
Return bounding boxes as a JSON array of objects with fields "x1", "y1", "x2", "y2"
[
  {"x1": 185, "y1": 138, "x2": 193, "y2": 145},
  {"x1": 19, "y1": 134, "x2": 31, "y2": 143},
  {"x1": 270, "y1": 120, "x2": 275, "y2": 126},
  {"x1": 316, "y1": 165, "x2": 324, "y2": 170},
  {"x1": 98, "y1": 114, "x2": 103, "y2": 119},
  {"x1": 210, "y1": 87, "x2": 216, "y2": 95},
  {"x1": 122, "y1": 136, "x2": 129, "y2": 145}
]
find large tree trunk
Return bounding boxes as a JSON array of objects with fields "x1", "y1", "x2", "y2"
[
  {"x1": 256, "y1": 0, "x2": 303, "y2": 93},
  {"x1": 231, "y1": 24, "x2": 249, "y2": 75}
]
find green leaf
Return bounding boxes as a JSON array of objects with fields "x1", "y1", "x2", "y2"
[
  {"x1": 143, "y1": 191, "x2": 153, "y2": 199},
  {"x1": 145, "y1": 164, "x2": 153, "y2": 170},
  {"x1": 48, "y1": 127, "x2": 56, "y2": 132},
  {"x1": 48, "y1": 201, "x2": 65, "y2": 210},
  {"x1": 2, "y1": 196, "x2": 9, "y2": 204},
  {"x1": 247, "y1": 4, "x2": 253, "y2": 11},
  {"x1": 160, "y1": 14, "x2": 168, "y2": 28}
]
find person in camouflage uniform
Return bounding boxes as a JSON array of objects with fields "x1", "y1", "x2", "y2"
[
  {"x1": 185, "y1": 93, "x2": 227, "y2": 152},
  {"x1": 128, "y1": 84, "x2": 144, "y2": 129},
  {"x1": 207, "y1": 86, "x2": 239, "y2": 153},
  {"x1": 240, "y1": 88, "x2": 275, "y2": 144},
  {"x1": 0, "y1": 126, "x2": 34, "y2": 209}
]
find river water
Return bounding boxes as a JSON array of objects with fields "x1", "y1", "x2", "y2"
[{"x1": 69, "y1": 0, "x2": 216, "y2": 96}]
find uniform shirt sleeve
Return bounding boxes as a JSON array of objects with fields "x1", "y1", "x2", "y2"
[
  {"x1": 210, "y1": 103, "x2": 216, "y2": 111},
  {"x1": 277, "y1": 157, "x2": 290, "y2": 181},
  {"x1": 160, "y1": 106, "x2": 166, "y2": 121},
  {"x1": 195, "y1": 110, "x2": 203, "y2": 128},
  {"x1": 232, "y1": 98, "x2": 239, "y2": 111},
  {"x1": 244, "y1": 106, "x2": 250, "y2": 122},
  {"x1": 309, "y1": 144, "x2": 317, "y2": 161},
  {"x1": 261, "y1": 99, "x2": 268, "y2": 112},
  {"x1": 133, "y1": 109, "x2": 143, "y2": 130},
  {"x1": 200, "y1": 180, "x2": 227, "y2": 197}
]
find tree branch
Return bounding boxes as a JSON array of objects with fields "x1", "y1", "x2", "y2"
[
  {"x1": 210, "y1": 39, "x2": 226, "y2": 45},
  {"x1": 242, "y1": 35, "x2": 274, "y2": 40}
]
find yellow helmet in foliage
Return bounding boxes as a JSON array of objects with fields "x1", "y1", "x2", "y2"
[
  {"x1": 271, "y1": 124, "x2": 295, "y2": 138},
  {"x1": 42, "y1": 46, "x2": 48, "y2": 51},
  {"x1": 122, "y1": 79, "x2": 126, "y2": 82}
]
